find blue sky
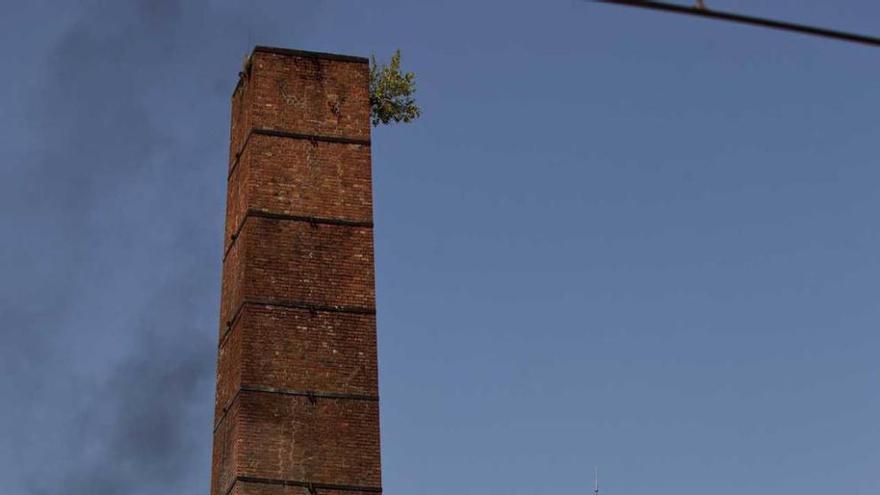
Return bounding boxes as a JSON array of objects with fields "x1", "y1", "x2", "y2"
[{"x1": 1, "y1": 1, "x2": 878, "y2": 494}]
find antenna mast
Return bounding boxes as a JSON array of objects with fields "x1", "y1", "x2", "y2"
[{"x1": 593, "y1": 467, "x2": 599, "y2": 495}]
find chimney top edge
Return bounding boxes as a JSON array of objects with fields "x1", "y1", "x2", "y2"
[{"x1": 252, "y1": 46, "x2": 370, "y2": 64}]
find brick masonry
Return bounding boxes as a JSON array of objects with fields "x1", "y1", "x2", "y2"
[{"x1": 211, "y1": 47, "x2": 381, "y2": 495}]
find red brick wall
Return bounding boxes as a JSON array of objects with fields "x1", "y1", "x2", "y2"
[{"x1": 211, "y1": 46, "x2": 381, "y2": 495}]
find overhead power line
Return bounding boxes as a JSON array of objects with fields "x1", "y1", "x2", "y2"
[{"x1": 593, "y1": 0, "x2": 880, "y2": 48}]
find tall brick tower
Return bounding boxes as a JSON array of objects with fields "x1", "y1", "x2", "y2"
[{"x1": 211, "y1": 47, "x2": 381, "y2": 495}]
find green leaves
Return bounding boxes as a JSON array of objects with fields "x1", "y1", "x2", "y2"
[{"x1": 370, "y1": 50, "x2": 421, "y2": 126}]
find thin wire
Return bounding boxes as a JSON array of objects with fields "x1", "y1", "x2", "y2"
[{"x1": 593, "y1": 0, "x2": 880, "y2": 48}]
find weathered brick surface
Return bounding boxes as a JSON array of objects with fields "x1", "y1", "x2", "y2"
[
  {"x1": 215, "y1": 313, "x2": 243, "y2": 419},
  {"x1": 215, "y1": 305, "x2": 378, "y2": 420},
  {"x1": 220, "y1": 217, "x2": 375, "y2": 331},
  {"x1": 225, "y1": 135, "x2": 372, "y2": 252},
  {"x1": 248, "y1": 50, "x2": 370, "y2": 140},
  {"x1": 229, "y1": 74, "x2": 251, "y2": 169},
  {"x1": 225, "y1": 142, "x2": 249, "y2": 246},
  {"x1": 211, "y1": 394, "x2": 241, "y2": 495},
  {"x1": 212, "y1": 47, "x2": 380, "y2": 495},
  {"x1": 219, "y1": 219, "x2": 247, "y2": 332},
  {"x1": 228, "y1": 49, "x2": 370, "y2": 167},
  {"x1": 212, "y1": 391, "x2": 380, "y2": 495},
  {"x1": 233, "y1": 392, "x2": 380, "y2": 486}
]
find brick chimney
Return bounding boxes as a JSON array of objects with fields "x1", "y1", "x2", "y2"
[{"x1": 211, "y1": 47, "x2": 381, "y2": 495}]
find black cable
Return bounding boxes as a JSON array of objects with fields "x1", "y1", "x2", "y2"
[{"x1": 593, "y1": 0, "x2": 880, "y2": 48}]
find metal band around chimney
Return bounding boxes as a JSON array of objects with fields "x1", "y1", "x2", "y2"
[
  {"x1": 229, "y1": 127, "x2": 371, "y2": 180},
  {"x1": 223, "y1": 476, "x2": 381, "y2": 495},
  {"x1": 213, "y1": 385, "x2": 379, "y2": 433},
  {"x1": 223, "y1": 208, "x2": 373, "y2": 261},
  {"x1": 218, "y1": 299, "x2": 376, "y2": 351}
]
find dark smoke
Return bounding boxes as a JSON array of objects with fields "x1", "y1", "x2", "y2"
[{"x1": 0, "y1": 1, "x2": 316, "y2": 493}]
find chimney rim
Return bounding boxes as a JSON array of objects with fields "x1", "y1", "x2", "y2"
[{"x1": 252, "y1": 45, "x2": 370, "y2": 64}]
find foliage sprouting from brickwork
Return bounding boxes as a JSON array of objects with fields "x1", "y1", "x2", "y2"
[{"x1": 369, "y1": 50, "x2": 421, "y2": 126}]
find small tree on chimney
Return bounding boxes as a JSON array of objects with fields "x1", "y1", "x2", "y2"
[{"x1": 370, "y1": 50, "x2": 421, "y2": 126}]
